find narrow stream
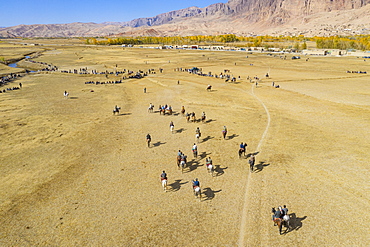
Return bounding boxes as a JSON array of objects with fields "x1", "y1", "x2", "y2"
[{"x1": 8, "y1": 56, "x2": 35, "y2": 72}]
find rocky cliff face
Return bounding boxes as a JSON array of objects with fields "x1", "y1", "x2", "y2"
[
  {"x1": 121, "y1": 0, "x2": 370, "y2": 27},
  {"x1": 1, "y1": 0, "x2": 370, "y2": 37}
]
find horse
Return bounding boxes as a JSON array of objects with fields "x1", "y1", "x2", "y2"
[
  {"x1": 249, "y1": 155, "x2": 255, "y2": 172},
  {"x1": 63, "y1": 91, "x2": 69, "y2": 98},
  {"x1": 148, "y1": 104, "x2": 154, "y2": 113},
  {"x1": 165, "y1": 108, "x2": 173, "y2": 115},
  {"x1": 195, "y1": 133, "x2": 200, "y2": 143},
  {"x1": 113, "y1": 106, "x2": 121, "y2": 115},
  {"x1": 147, "y1": 138, "x2": 151, "y2": 147},
  {"x1": 192, "y1": 149, "x2": 198, "y2": 158},
  {"x1": 193, "y1": 186, "x2": 202, "y2": 200},
  {"x1": 161, "y1": 178, "x2": 167, "y2": 192},
  {"x1": 201, "y1": 114, "x2": 206, "y2": 123},
  {"x1": 180, "y1": 155, "x2": 187, "y2": 172},
  {"x1": 181, "y1": 106, "x2": 185, "y2": 116},
  {"x1": 274, "y1": 216, "x2": 290, "y2": 235},
  {"x1": 283, "y1": 215, "x2": 291, "y2": 232},
  {"x1": 238, "y1": 148, "x2": 245, "y2": 158},
  {"x1": 186, "y1": 113, "x2": 191, "y2": 122},
  {"x1": 191, "y1": 112, "x2": 196, "y2": 122},
  {"x1": 177, "y1": 155, "x2": 181, "y2": 168},
  {"x1": 206, "y1": 163, "x2": 214, "y2": 177}
]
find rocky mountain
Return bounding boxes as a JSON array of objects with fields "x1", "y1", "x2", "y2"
[{"x1": 1, "y1": 0, "x2": 370, "y2": 38}]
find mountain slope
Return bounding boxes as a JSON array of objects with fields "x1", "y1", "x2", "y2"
[{"x1": 1, "y1": 0, "x2": 370, "y2": 37}]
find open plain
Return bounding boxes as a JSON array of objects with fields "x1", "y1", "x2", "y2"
[{"x1": 0, "y1": 41, "x2": 369, "y2": 246}]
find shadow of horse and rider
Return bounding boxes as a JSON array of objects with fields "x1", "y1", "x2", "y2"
[
  {"x1": 278, "y1": 213, "x2": 307, "y2": 235},
  {"x1": 201, "y1": 187, "x2": 222, "y2": 201}
]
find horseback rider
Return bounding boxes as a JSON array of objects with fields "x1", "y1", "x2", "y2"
[
  {"x1": 273, "y1": 207, "x2": 282, "y2": 223},
  {"x1": 146, "y1": 134, "x2": 151, "y2": 142},
  {"x1": 282, "y1": 205, "x2": 288, "y2": 216},
  {"x1": 196, "y1": 127, "x2": 201, "y2": 137},
  {"x1": 181, "y1": 153, "x2": 187, "y2": 163},
  {"x1": 239, "y1": 142, "x2": 246, "y2": 151},
  {"x1": 278, "y1": 206, "x2": 284, "y2": 216},
  {"x1": 178, "y1": 150, "x2": 182, "y2": 157},
  {"x1": 192, "y1": 178, "x2": 200, "y2": 188},
  {"x1": 170, "y1": 121, "x2": 174, "y2": 127},
  {"x1": 192, "y1": 143, "x2": 197, "y2": 152},
  {"x1": 271, "y1": 207, "x2": 276, "y2": 221},
  {"x1": 161, "y1": 170, "x2": 167, "y2": 180},
  {"x1": 206, "y1": 157, "x2": 213, "y2": 166},
  {"x1": 114, "y1": 105, "x2": 120, "y2": 111}
]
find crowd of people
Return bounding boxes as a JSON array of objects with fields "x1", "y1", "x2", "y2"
[
  {"x1": 176, "y1": 67, "x2": 241, "y2": 82},
  {"x1": 26, "y1": 59, "x2": 58, "y2": 71},
  {"x1": 346, "y1": 70, "x2": 367, "y2": 74},
  {"x1": 0, "y1": 73, "x2": 23, "y2": 87},
  {"x1": 0, "y1": 74, "x2": 23, "y2": 94},
  {"x1": 85, "y1": 80, "x2": 123, "y2": 84}
]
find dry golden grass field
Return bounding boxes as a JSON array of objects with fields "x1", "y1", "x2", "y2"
[{"x1": 0, "y1": 40, "x2": 369, "y2": 246}]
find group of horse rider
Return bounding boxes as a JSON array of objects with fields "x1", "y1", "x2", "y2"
[
  {"x1": 177, "y1": 150, "x2": 187, "y2": 166},
  {"x1": 272, "y1": 205, "x2": 289, "y2": 224},
  {"x1": 159, "y1": 104, "x2": 172, "y2": 114}
]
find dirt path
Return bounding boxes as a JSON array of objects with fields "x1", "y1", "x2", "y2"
[{"x1": 238, "y1": 84, "x2": 272, "y2": 246}]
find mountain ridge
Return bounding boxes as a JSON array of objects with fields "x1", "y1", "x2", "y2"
[{"x1": 1, "y1": 0, "x2": 370, "y2": 38}]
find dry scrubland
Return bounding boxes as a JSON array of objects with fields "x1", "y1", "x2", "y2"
[{"x1": 0, "y1": 40, "x2": 369, "y2": 246}]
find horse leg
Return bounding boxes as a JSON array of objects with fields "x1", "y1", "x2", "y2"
[{"x1": 279, "y1": 221, "x2": 283, "y2": 235}]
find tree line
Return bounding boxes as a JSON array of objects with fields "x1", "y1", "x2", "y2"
[{"x1": 85, "y1": 35, "x2": 370, "y2": 51}]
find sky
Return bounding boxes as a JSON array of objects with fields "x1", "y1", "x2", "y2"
[{"x1": 1, "y1": 0, "x2": 227, "y2": 27}]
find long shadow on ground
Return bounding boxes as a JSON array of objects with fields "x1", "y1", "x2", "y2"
[
  {"x1": 253, "y1": 161, "x2": 270, "y2": 173},
  {"x1": 201, "y1": 135, "x2": 214, "y2": 143},
  {"x1": 167, "y1": 179, "x2": 188, "y2": 192},
  {"x1": 184, "y1": 159, "x2": 203, "y2": 173},
  {"x1": 214, "y1": 165, "x2": 228, "y2": 176},
  {"x1": 152, "y1": 141, "x2": 166, "y2": 147},
  {"x1": 202, "y1": 187, "x2": 222, "y2": 201}
]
